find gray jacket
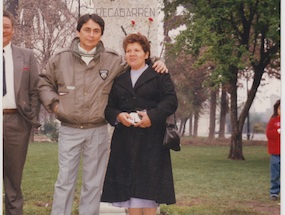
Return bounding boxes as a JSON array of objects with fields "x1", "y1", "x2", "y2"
[{"x1": 38, "y1": 38, "x2": 126, "y2": 128}]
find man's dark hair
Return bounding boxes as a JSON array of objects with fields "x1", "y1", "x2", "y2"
[
  {"x1": 77, "y1": 14, "x2": 105, "y2": 35},
  {"x1": 3, "y1": 10, "x2": 15, "y2": 27}
]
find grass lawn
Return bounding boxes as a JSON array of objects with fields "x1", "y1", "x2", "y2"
[
  {"x1": 4, "y1": 138, "x2": 279, "y2": 215},
  {"x1": 162, "y1": 142, "x2": 279, "y2": 215}
]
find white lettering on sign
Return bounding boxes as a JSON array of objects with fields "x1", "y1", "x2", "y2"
[{"x1": 94, "y1": 8, "x2": 156, "y2": 18}]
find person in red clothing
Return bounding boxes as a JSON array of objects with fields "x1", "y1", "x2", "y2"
[{"x1": 266, "y1": 99, "x2": 280, "y2": 201}]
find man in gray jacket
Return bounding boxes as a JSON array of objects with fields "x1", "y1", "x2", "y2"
[{"x1": 38, "y1": 13, "x2": 166, "y2": 215}]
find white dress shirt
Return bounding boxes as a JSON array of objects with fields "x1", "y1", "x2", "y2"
[{"x1": 3, "y1": 42, "x2": 16, "y2": 109}]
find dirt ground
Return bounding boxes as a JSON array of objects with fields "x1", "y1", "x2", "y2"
[
  {"x1": 180, "y1": 137, "x2": 280, "y2": 215},
  {"x1": 174, "y1": 199, "x2": 280, "y2": 215},
  {"x1": 242, "y1": 201, "x2": 280, "y2": 215}
]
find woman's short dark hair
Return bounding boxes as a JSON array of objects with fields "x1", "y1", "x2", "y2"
[
  {"x1": 3, "y1": 10, "x2": 15, "y2": 27},
  {"x1": 123, "y1": 33, "x2": 151, "y2": 61},
  {"x1": 76, "y1": 14, "x2": 105, "y2": 35}
]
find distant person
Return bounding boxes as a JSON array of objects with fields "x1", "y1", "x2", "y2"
[
  {"x1": 38, "y1": 14, "x2": 167, "y2": 215},
  {"x1": 101, "y1": 33, "x2": 178, "y2": 215},
  {"x1": 266, "y1": 99, "x2": 280, "y2": 201},
  {"x1": 3, "y1": 10, "x2": 41, "y2": 215}
]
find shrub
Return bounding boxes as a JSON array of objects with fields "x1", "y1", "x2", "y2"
[{"x1": 43, "y1": 121, "x2": 59, "y2": 142}]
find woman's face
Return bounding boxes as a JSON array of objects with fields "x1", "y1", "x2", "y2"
[
  {"x1": 278, "y1": 106, "x2": 280, "y2": 116},
  {"x1": 125, "y1": 42, "x2": 149, "y2": 70}
]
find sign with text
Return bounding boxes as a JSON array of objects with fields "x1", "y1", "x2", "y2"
[{"x1": 93, "y1": 0, "x2": 162, "y2": 56}]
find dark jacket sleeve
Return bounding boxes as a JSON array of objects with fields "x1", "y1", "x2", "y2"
[
  {"x1": 104, "y1": 79, "x2": 122, "y2": 126},
  {"x1": 147, "y1": 73, "x2": 178, "y2": 125}
]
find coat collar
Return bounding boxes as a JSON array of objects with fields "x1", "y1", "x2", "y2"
[
  {"x1": 69, "y1": 37, "x2": 105, "y2": 60},
  {"x1": 116, "y1": 63, "x2": 159, "y2": 93}
]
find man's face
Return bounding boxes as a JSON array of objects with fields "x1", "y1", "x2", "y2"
[
  {"x1": 77, "y1": 19, "x2": 102, "y2": 52},
  {"x1": 3, "y1": 17, "x2": 14, "y2": 47}
]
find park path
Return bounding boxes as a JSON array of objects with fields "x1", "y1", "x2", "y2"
[
  {"x1": 100, "y1": 203, "x2": 160, "y2": 215},
  {"x1": 100, "y1": 203, "x2": 127, "y2": 214}
]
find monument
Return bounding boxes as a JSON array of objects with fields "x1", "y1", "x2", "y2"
[{"x1": 92, "y1": 0, "x2": 163, "y2": 56}]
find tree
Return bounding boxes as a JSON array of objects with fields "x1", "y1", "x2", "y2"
[
  {"x1": 218, "y1": 85, "x2": 229, "y2": 138},
  {"x1": 5, "y1": 0, "x2": 79, "y2": 132},
  {"x1": 164, "y1": 48, "x2": 209, "y2": 137},
  {"x1": 14, "y1": 0, "x2": 78, "y2": 70},
  {"x1": 163, "y1": 1, "x2": 223, "y2": 139},
  {"x1": 164, "y1": 0, "x2": 280, "y2": 160},
  {"x1": 208, "y1": 88, "x2": 217, "y2": 139},
  {"x1": 162, "y1": 4, "x2": 210, "y2": 137},
  {"x1": 4, "y1": 0, "x2": 19, "y2": 16}
]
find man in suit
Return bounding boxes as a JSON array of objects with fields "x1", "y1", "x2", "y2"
[{"x1": 3, "y1": 10, "x2": 41, "y2": 215}]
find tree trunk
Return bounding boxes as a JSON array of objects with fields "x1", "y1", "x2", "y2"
[
  {"x1": 193, "y1": 111, "x2": 199, "y2": 137},
  {"x1": 188, "y1": 115, "x2": 193, "y2": 137},
  {"x1": 228, "y1": 66, "x2": 245, "y2": 160},
  {"x1": 208, "y1": 89, "x2": 217, "y2": 139},
  {"x1": 6, "y1": 0, "x2": 19, "y2": 16},
  {"x1": 228, "y1": 130, "x2": 244, "y2": 160},
  {"x1": 180, "y1": 117, "x2": 188, "y2": 136},
  {"x1": 218, "y1": 85, "x2": 228, "y2": 138}
]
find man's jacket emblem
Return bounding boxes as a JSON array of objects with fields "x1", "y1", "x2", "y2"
[{"x1": 99, "y1": 69, "x2": 109, "y2": 80}]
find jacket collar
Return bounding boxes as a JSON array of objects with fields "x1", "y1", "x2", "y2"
[
  {"x1": 116, "y1": 63, "x2": 159, "y2": 93},
  {"x1": 69, "y1": 37, "x2": 105, "y2": 60}
]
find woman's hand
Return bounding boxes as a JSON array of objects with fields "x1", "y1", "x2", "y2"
[
  {"x1": 117, "y1": 112, "x2": 135, "y2": 127},
  {"x1": 117, "y1": 111, "x2": 152, "y2": 128},
  {"x1": 133, "y1": 111, "x2": 152, "y2": 128}
]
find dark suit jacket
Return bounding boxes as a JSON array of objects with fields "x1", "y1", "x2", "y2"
[{"x1": 11, "y1": 44, "x2": 40, "y2": 127}]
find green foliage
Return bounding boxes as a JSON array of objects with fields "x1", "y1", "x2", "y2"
[
  {"x1": 163, "y1": 0, "x2": 280, "y2": 159},
  {"x1": 164, "y1": 0, "x2": 280, "y2": 82},
  {"x1": 247, "y1": 112, "x2": 268, "y2": 134},
  {"x1": 253, "y1": 122, "x2": 266, "y2": 133},
  {"x1": 164, "y1": 43, "x2": 209, "y2": 120},
  {"x1": 43, "y1": 121, "x2": 59, "y2": 142}
]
